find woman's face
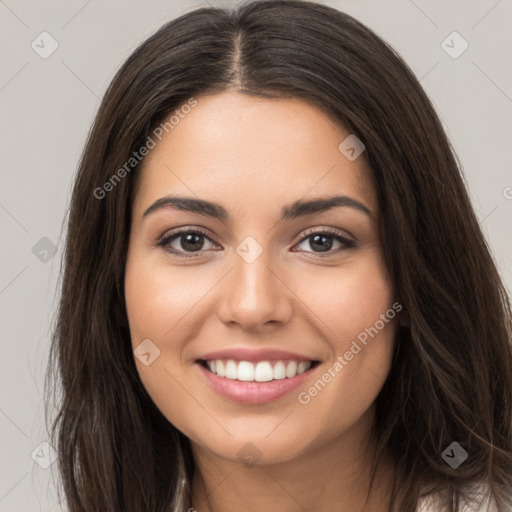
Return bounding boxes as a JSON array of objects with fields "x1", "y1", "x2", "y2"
[{"x1": 125, "y1": 91, "x2": 398, "y2": 465}]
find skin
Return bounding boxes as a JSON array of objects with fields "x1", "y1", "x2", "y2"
[{"x1": 124, "y1": 90, "x2": 399, "y2": 512}]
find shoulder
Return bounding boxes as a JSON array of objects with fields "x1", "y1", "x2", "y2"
[{"x1": 416, "y1": 482, "x2": 498, "y2": 512}]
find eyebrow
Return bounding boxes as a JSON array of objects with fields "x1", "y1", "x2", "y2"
[{"x1": 142, "y1": 194, "x2": 372, "y2": 221}]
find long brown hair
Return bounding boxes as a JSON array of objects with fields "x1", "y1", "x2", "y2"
[{"x1": 45, "y1": 1, "x2": 512, "y2": 510}]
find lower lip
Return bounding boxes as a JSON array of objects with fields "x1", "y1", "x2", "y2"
[{"x1": 197, "y1": 362, "x2": 317, "y2": 405}]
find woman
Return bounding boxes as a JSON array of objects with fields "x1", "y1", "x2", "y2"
[{"x1": 45, "y1": 1, "x2": 512, "y2": 511}]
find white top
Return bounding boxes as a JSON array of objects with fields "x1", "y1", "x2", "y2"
[{"x1": 416, "y1": 483, "x2": 500, "y2": 512}]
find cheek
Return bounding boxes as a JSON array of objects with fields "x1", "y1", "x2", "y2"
[
  {"x1": 294, "y1": 253, "x2": 394, "y2": 346},
  {"x1": 291, "y1": 253, "x2": 396, "y2": 418},
  {"x1": 124, "y1": 255, "x2": 201, "y2": 433},
  {"x1": 124, "y1": 255, "x2": 209, "y2": 345},
  {"x1": 124, "y1": 251, "x2": 225, "y2": 415}
]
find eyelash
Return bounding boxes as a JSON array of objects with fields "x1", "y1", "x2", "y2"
[{"x1": 156, "y1": 226, "x2": 356, "y2": 259}]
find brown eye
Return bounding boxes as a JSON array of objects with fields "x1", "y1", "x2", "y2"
[
  {"x1": 293, "y1": 228, "x2": 356, "y2": 257},
  {"x1": 157, "y1": 229, "x2": 217, "y2": 258}
]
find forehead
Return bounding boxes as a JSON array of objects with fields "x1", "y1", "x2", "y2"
[{"x1": 133, "y1": 91, "x2": 376, "y2": 219}]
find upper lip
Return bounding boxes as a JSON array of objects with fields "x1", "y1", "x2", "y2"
[{"x1": 197, "y1": 347, "x2": 318, "y2": 363}]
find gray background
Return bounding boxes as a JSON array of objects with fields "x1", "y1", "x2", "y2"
[{"x1": 1, "y1": 1, "x2": 511, "y2": 510}]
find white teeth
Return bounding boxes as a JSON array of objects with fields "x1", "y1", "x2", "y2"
[
  {"x1": 204, "y1": 359, "x2": 313, "y2": 381},
  {"x1": 273, "y1": 361, "x2": 286, "y2": 380},
  {"x1": 216, "y1": 360, "x2": 225, "y2": 377},
  {"x1": 237, "y1": 361, "x2": 255, "y2": 381},
  {"x1": 254, "y1": 361, "x2": 273, "y2": 382},
  {"x1": 225, "y1": 360, "x2": 238, "y2": 379},
  {"x1": 297, "y1": 361, "x2": 310, "y2": 374},
  {"x1": 285, "y1": 360, "x2": 297, "y2": 378}
]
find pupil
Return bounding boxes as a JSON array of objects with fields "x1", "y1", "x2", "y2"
[
  {"x1": 182, "y1": 233, "x2": 203, "y2": 252},
  {"x1": 311, "y1": 234, "x2": 332, "y2": 252}
]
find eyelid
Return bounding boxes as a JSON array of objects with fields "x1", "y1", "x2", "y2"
[
  {"x1": 156, "y1": 226, "x2": 218, "y2": 252},
  {"x1": 291, "y1": 226, "x2": 356, "y2": 258},
  {"x1": 293, "y1": 226, "x2": 354, "y2": 245}
]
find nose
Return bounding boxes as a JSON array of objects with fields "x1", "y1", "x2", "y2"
[{"x1": 216, "y1": 246, "x2": 293, "y2": 332}]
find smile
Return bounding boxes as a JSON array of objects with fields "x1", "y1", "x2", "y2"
[
  {"x1": 196, "y1": 355, "x2": 320, "y2": 404},
  {"x1": 201, "y1": 359, "x2": 314, "y2": 381}
]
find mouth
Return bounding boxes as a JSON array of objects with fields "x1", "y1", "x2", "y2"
[
  {"x1": 198, "y1": 358, "x2": 320, "y2": 382},
  {"x1": 195, "y1": 357, "x2": 321, "y2": 404}
]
